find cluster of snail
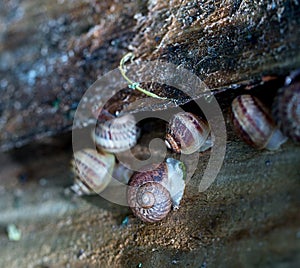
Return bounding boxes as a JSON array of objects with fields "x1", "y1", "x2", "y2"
[
  {"x1": 71, "y1": 69, "x2": 299, "y2": 223},
  {"x1": 71, "y1": 109, "x2": 214, "y2": 222},
  {"x1": 231, "y1": 69, "x2": 300, "y2": 149}
]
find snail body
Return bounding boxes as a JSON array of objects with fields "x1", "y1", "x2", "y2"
[
  {"x1": 231, "y1": 94, "x2": 287, "y2": 150},
  {"x1": 127, "y1": 158, "x2": 186, "y2": 223},
  {"x1": 165, "y1": 112, "x2": 212, "y2": 154},
  {"x1": 272, "y1": 70, "x2": 300, "y2": 142},
  {"x1": 111, "y1": 162, "x2": 134, "y2": 185},
  {"x1": 94, "y1": 112, "x2": 140, "y2": 153},
  {"x1": 71, "y1": 148, "x2": 115, "y2": 195}
]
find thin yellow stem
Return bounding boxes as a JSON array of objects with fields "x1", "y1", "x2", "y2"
[{"x1": 119, "y1": 53, "x2": 167, "y2": 100}]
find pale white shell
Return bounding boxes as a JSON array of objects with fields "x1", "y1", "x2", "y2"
[
  {"x1": 71, "y1": 148, "x2": 115, "y2": 195},
  {"x1": 94, "y1": 113, "x2": 140, "y2": 153}
]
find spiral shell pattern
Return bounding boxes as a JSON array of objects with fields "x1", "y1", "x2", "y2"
[
  {"x1": 165, "y1": 112, "x2": 210, "y2": 154},
  {"x1": 128, "y1": 181, "x2": 172, "y2": 223},
  {"x1": 127, "y1": 159, "x2": 186, "y2": 223},
  {"x1": 231, "y1": 94, "x2": 287, "y2": 150},
  {"x1": 71, "y1": 148, "x2": 115, "y2": 195},
  {"x1": 272, "y1": 73, "x2": 300, "y2": 142},
  {"x1": 95, "y1": 113, "x2": 139, "y2": 153}
]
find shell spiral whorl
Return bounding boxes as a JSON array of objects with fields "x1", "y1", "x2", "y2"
[
  {"x1": 128, "y1": 181, "x2": 172, "y2": 223},
  {"x1": 127, "y1": 158, "x2": 186, "y2": 223}
]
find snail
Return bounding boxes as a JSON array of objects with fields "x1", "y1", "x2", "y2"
[
  {"x1": 165, "y1": 112, "x2": 212, "y2": 154},
  {"x1": 231, "y1": 94, "x2": 287, "y2": 150},
  {"x1": 71, "y1": 148, "x2": 115, "y2": 195},
  {"x1": 272, "y1": 69, "x2": 300, "y2": 142},
  {"x1": 94, "y1": 111, "x2": 140, "y2": 153},
  {"x1": 127, "y1": 158, "x2": 186, "y2": 223}
]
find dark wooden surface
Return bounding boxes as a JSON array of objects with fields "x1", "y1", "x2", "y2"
[{"x1": 1, "y1": 0, "x2": 300, "y2": 150}]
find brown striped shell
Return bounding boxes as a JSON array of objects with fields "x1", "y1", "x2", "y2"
[
  {"x1": 165, "y1": 112, "x2": 211, "y2": 154},
  {"x1": 231, "y1": 94, "x2": 287, "y2": 150},
  {"x1": 94, "y1": 112, "x2": 140, "y2": 153},
  {"x1": 71, "y1": 148, "x2": 115, "y2": 195},
  {"x1": 127, "y1": 158, "x2": 186, "y2": 223},
  {"x1": 272, "y1": 70, "x2": 300, "y2": 142}
]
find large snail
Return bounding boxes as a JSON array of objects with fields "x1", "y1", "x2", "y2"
[
  {"x1": 127, "y1": 158, "x2": 186, "y2": 223},
  {"x1": 94, "y1": 110, "x2": 140, "y2": 153},
  {"x1": 231, "y1": 94, "x2": 287, "y2": 150},
  {"x1": 272, "y1": 69, "x2": 300, "y2": 142},
  {"x1": 165, "y1": 112, "x2": 212, "y2": 154},
  {"x1": 71, "y1": 148, "x2": 115, "y2": 195}
]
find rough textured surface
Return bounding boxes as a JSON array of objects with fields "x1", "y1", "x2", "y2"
[
  {"x1": 0, "y1": 0, "x2": 300, "y2": 267},
  {"x1": 1, "y1": 0, "x2": 300, "y2": 150},
  {"x1": 0, "y1": 127, "x2": 299, "y2": 267}
]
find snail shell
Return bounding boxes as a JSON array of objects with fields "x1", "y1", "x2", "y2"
[
  {"x1": 94, "y1": 112, "x2": 140, "y2": 153},
  {"x1": 231, "y1": 94, "x2": 287, "y2": 150},
  {"x1": 71, "y1": 148, "x2": 115, "y2": 195},
  {"x1": 272, "y1": 70, "x2": 300, "y2": 142},
  {"x1": 127, "y1": 158, "x2": 186, "y2": 223},
  {"x1": 165, "y1": 112, "x2": 211, "y2": 154}
]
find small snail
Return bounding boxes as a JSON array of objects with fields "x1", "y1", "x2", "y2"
[
  {"x1": 71, "y1": 148, "x2": 115, "y2": 195},
  {"x1": 165, "y1": 112, "x2": 212, "y2": 154},
  {"x1": 94, "y1": 111, "x2": 140, "y2": 153},
  {"x1": 231, "y1": 94, "x2": 287, "y2": 150},
  {"x1": 127, "y1": 158, "x2": 186, "y2": 223},
  {"x1": 272, "y1": 70, "x2": 300, "y2": 142}
]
